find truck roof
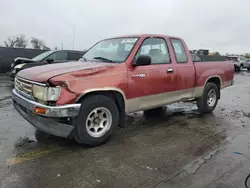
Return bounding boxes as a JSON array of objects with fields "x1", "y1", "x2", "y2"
[{"x1": 106, "y1": 34, "x2": 182, "y2": 40}]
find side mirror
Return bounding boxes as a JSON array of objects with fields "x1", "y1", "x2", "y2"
[
  {"x1": 46, "y1": 58, "x2": 54, "y2": 63},
  {"x1": 133, "y1": 55, "x2": 151, "y2": 66}
]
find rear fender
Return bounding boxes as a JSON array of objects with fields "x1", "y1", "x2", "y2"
[{"x1": 204, "y1": 76, "x2": 222, "y2": 99}]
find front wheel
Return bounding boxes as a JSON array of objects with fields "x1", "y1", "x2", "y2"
[
  {"x1": 74, "y1": 95, "x2": 119, "y2": 146},
  {"x1": 196, "y1": 83, "x2": 219, "y2": 113}
]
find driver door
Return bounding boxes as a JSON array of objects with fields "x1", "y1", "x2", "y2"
[{"x1": 127, "y1": 37, "x2": 177, "y2": 113}]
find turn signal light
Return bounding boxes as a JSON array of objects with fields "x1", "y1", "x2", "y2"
[{"x1": 33, "y1": 107, "x2": 46, "y2": 114}]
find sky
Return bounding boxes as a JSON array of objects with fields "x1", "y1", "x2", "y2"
[{"x1": 0, "y1": 0, "x2": 250, "y2": 54}]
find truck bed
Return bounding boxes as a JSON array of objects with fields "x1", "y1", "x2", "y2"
[{"x1": 194, "y1": 60, "x2": 234, "y2": 88}]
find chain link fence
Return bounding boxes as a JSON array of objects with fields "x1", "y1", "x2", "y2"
[{"x1": 0, "y1": 47, "x2": 47, "y2": 73}]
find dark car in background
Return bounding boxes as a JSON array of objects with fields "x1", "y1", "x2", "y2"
[{"x1": 10, "y1": 50, "x2": 86, "y2": 79}]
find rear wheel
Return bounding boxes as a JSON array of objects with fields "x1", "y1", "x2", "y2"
[
  {"x1": 74, "y1": 95, "x2": 119, "y2": 146},
  {"x1": 196, "y1": 83, "x2": 219, "y2": 113},
  {"x1": 240, "y1": 64, "x2": 243, "y2": 71}
]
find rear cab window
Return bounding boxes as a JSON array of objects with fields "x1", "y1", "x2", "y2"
[{"x1": 170, "y1": 39, "x2": 188, "y2": 63}]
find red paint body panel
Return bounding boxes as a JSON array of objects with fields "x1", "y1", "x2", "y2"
[
  {"x1": 49, "y1": 63, "x2": 129, "y2": 105},
  {"x1": 126, "y1": 35, "x2": 178, "y2": 98},
  {"x1": 194, "y1": 61, "x2": 234, "y2": 87},
  {"x1": 56, "y1": 88, "x2": 77, "y2": 105},
  {"x1": 17, "y1": 61, "x2": 116, "y2": 83},
  {"x1": 16, "y1": 34, "x2": 234, "y2": 105},
  {"x1": 165, "y1": 37, "x2": 196, "y2": 91}
]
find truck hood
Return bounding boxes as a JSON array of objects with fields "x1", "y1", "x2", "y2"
[{"x1": 17, "y1": 61, "x2": 116, "y2": 83}]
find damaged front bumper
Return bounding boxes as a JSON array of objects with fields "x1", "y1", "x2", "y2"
[{"x1": 12, "y1": 89, "x2": 81, "y2": 138}]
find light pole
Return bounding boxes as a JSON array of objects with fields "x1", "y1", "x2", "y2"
[{"x1": 72, "y1": 24, "x2": 75, "y2": 49}]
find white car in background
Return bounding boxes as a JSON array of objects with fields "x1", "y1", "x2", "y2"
[
  {"x1": 246, "y1": 59, "x2": 250, "y2": 69},
  {"x1": 226, "y1": 56, "x2": 249, "y2": 71}
]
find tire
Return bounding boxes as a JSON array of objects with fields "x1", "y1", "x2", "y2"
[
  {"x1": 247, "y1": 67, "x2": 250, "y2": 71},
  {"x1": 196, "y1": 83, "x2": 219, "y2": 113},
  {"x1": 74, "y1": 95, "x2": 119, "y2": 146},
  {"x1": 240, "y1": 64, "x2": 243, "y2": 71},
  {"x1": 234, "y1": 66, "x2": 240, "y2": 72}
]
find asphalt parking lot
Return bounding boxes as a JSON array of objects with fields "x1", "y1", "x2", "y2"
[{"x1": 1, "y1": 72, "x2": 250, "y2": 188}]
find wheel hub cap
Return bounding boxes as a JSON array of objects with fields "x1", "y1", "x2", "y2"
[
  {"x1": 207, "y1": 89, "x2": 216, "y2": 107},
  {"x1": 94, "y1": 117, "x2": 101, "y2": 124},
  {"x1": 86, "y1": 107, "x2": 112, "y2": 138}
]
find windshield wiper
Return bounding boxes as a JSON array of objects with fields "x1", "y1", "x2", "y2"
[
  {"x1": 93, "y1": 56, "x2": 113, "y2": 63},
  {"x1": 79, "y1": 57, "x2": 87, "y2": 62}
]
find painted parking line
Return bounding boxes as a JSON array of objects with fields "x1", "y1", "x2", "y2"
[{"x1": 6, "y1": 147, "x2": 61, "y2": 166}]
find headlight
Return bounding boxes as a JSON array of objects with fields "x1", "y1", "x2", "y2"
[
  {"x1": 47, "y1": 87, "x2": 61, "y2": 101},
  {"x1": 32, "y1": 85, "x2": 61, "y2": 101},
  {"x1": 14, "y1": 63, "x2": 26, "y2": 69}
]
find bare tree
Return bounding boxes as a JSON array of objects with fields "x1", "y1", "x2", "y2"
[
  {"x1": 15, "y1": 35, "x2": 28, "y2": 48},
  {"x1": 42, "y1": 45, "x2": 51, "y2": 50},
  {"x1": 30, "y1": 37, "x2": 44, "y2": 49},
  {"x1": 4, "y1": 36, "x2": 17, "y2": 47}
]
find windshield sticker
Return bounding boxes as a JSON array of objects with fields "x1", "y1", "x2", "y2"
[{"x1": 121, "y1": 38, "x2": 138, "y2": 43}]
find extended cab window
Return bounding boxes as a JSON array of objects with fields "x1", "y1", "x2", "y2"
[
  {"x1": 170, "y1": 39, "x2": 188, "y2": 63},
  {"x1": 135, "y1": 38, "x2": 170, "y2": 64}
]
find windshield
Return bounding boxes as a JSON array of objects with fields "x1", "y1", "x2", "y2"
[
  {"x1": 81, "y1": 37, "x2": 138, "y2": 63},
  {"x1": 32, "y1": 51, "x2": 53, "y2": 61}
]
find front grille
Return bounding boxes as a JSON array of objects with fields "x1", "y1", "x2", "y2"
[{"x1": 15, "y1": 77, "x2": 33, "y2": 99}]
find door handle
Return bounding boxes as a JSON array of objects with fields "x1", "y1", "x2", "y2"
[{"x1": 167, "y1": 68, "x2": 174, "y2": 73}]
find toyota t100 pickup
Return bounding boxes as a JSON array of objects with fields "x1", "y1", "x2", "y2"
[{"x1": 12, "y1": 34, "x2": 234, "y2": 146}]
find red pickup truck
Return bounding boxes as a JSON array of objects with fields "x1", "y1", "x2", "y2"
[{"x1": 12, "y1": 34, "x2": 234, "y2": 146}]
